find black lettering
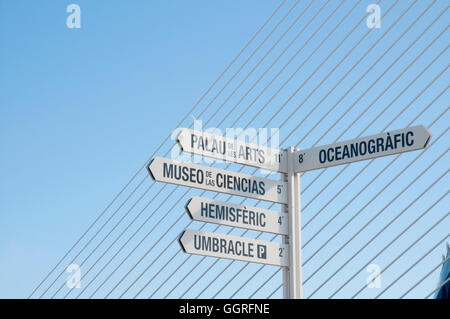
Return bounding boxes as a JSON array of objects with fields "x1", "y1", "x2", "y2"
[{"x1": 406, "y1": 131, "x2": 414, "y2": 146}]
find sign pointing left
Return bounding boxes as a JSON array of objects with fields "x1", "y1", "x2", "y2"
[
  {"x1": 148, "y1": 157, "x2": 288, "y2": 204},
  {"x1": 179, "y1": 229, "x2": 289, "y2": 266},
  {"x1": 186, "y1": 197, "x2": 288, "y2": 235},
  {"x1": 177, "y1": 128, "x2": 287, "y2": 172}
]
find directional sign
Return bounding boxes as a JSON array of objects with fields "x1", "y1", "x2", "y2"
[
  {"x1": 186, "y1": 197, "x2": 288, "y2": 235},
  {"x1": 177, "y1": 128, "x2": 287, "y2": 173},
  {"x1": 148, "y1": 157, "x2": 288, "y2": 204},
  {"x1": 295, "y1": 125, "x2": 431, "y2": 172},
  {"x1": 179, "y1": 229, "x2": 289, "y2": 266}
]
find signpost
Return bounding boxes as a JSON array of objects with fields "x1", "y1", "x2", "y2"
[
  {"x1": 177, "y1": 128, "x2": 287, "y2": 173},
  {"x1": 178, "y1": 229, "x2": 289, "y2": 267},
  {"x1": 148, "y1": 157, "x2": 288, "y2": 204},
  {"x1": 294, "y1": 126, "x2": 431, "y2": 172},
  {"x1": 147, "y1": 125, "x2": 431, "y2": 299},
  {"x1": 186, "y1": 196, "x2": 288, "y2": 235}
]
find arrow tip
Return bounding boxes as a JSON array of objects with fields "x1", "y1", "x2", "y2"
[
  {"x1": 421, "y1": 125, "x2": 432, "y2": 148},
  {"x1": 185, "y1": 198, "x2": 193, "y2": 220},
  {"x1": 147, "y1": 158, "x2": 156, "y2": 180},
  {"x1": 178, "y1": 231, "x2": 186, "y2": 252},
  {"x1": 176, "y1": 129, "x2": 185, "y2": 150}
]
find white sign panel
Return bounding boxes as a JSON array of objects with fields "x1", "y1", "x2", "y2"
[
  {"x1": 179, "y1": 229, "x2": 288, "y2": 267},
  {"x1": 295, "y1": 126, "x2": 431, "y2": 172},
  {"x1": 148, "y1": 157, "x2": 288, "y2": 204},
  {"x1": 186, "y1": 197, "x2": 288, "y2": 235},
  {"x1": 177, "y1": 128, "x2": 287, "y2": 173}
]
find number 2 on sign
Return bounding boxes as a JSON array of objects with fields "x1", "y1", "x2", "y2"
[{"x1": 279, "y1": 247, "x2": 285, "y2": 257}]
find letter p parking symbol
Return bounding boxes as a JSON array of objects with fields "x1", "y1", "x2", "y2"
[{"x1": 257, "y1": 244, "x2": 267, "y2": 259}]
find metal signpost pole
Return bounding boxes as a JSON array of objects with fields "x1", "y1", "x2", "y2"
[
  {"x1": 151, "y1": 126, "x2": 430, "y2": 299},
  {"x1": 281, "y1": 162, "x2": 290, "y2": 299},
  {"x1": 287, "y1": 147, "x2": 302, "y2": 299}
]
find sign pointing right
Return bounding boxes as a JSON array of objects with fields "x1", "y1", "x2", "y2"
[{"x1": 295, "y1": 125, "x2": 431, "y2": 172}]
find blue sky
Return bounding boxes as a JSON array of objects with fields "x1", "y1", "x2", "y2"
[{"x1": 0, "y1": 0, "x2": 448, "y2": 298}]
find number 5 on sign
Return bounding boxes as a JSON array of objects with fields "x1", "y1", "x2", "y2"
[{"x1": 277, "y1": 184, "x2": 284, "y2": 194}]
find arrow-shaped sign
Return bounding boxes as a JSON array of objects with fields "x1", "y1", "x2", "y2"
[
  {"x1": 179, "y1": 229, "x2": 288, "y2": 266},
  {"x1": 148, "y1": 157, "x2": 288, "y2": 204},
  {"x1": 186, "y1": 197, "x2": 288, "y2": 235},
  {"x1": 295, "y1": 125, "x2": 431, "y2": 172},
  {"x1": 177, "y1": 128, "x2": 287, "y2": 173}
]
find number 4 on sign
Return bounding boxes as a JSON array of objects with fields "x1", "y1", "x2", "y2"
[{"x1": 278, "y1": 216, "x2": 284, "y2": 225}]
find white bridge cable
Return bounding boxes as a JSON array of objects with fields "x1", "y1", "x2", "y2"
[
  {"x1": 69, "y1": 0, "x2": 336, "y2": 299},
  {"x1": 425, "y1": 272, "x2": 450, "y2": 299},
  {"x1": 266, "y1": 222, "x2": 449, "y2": 299},
  {"x1": 139, "y1": 0, "x2": 367, "y2": 299},
  {"x1": 348, "y1": 196, "x2": 449, "y2": 298},
  {"x1": 68, "y1": 186, "x2": 182, "y2": 299},
  {"x1": 376, "y1": 236, "x2": 449, "y2": 298},
  {"x1": 241, "y1": 56, "x2": 448, "y2": 299},
  {"x1": 267, "y1": 279, "x2": 282, "y2": 299},
  {"x1": 39, "y1": 176, "x2": 149, "y2": 298},
  {"x1": 269, "y1": 234, "x2": 450, "y2": 299},
  {"x1": 192, "y1": 58, "x2": 446, "y2": 298},
  {"x1": 223, "y1": 0, "x2": 413, "y2": 225},
  {"x1": 305, "y1": 131, "x2": 448, "y2": 298},
  {"x1": 57, "y1": 0, "x2": 306, "y2": 299},
  {"x1": 300, "y1": 110, "x2": 445, "y2": 261},
  {"x1": 303, "y1": 59, "x2": 448, "y2": 253},
  {"x1": 302, "y1": 47, "x2": 448, "y2": 232},
  {"x1": 44, "y1": 0, "x2": 442, "y2": 300},
  {"x1": 152, "y1": 7, "x2": 446, "y2": 302},
  {"x1": 271, "y1": 0, "x2": 443, "y2": 202},
  {"x1": 30, "y1": 0, "x2": 289, "y2": 299},
  {"x1": 44, "y1": 0, "x2": 301, "y2": 298},
  {"x1": 249, "y1": 267, "x2": 281, "y2": 298},
  {"x1": 61, "y1": 0, "x2": 303, "y2": 299},
  {"x1": 204, "y1": 0, "x2": 339, "y2": 131},
  {"x1": 84, "y1": 189, "x2": 197, "y2": 298},
  {"x1": 191, "y1": 0, "x2": 311, "y2": 131},
  {"x1": 268, "y1": 0, "x2": 448, "y2": 235},
  {"x1": 129, "y1": 0, "x2": 408, "y2": 300},
  {"x1": 249, "y1": 82, "x2": 447, "y2": 299},
  {"x1": 142, "y1": 0, "x2": 446, "y2": 300},
  {"x1": 287, "y1": 10, "x2": 448, "y2": 215},
  {"x1": 136, "y1": 0, "x2": 400, "y2": 298},
  {"x1": 79, "y1": 0, "x2": 366, "y2": 300},
  {"x1": 267, "y1": 4, "x2": 448, "y2": 241},
  {"x1": 274, "y1": 7, "x2": 449, "y2": 266},
  {"x1": 53, "y1": 181, "x2": 180, "y2": 299},
  {"x1": 244, "y1": 0, "x2": 389, "y2": 135},
  {"x1": 179, "y1": 4, "x2": 447, "y2": 299},
  {"x1": 255, "y1": 190, "x2": 448, "y2": 299},
  {"x1": 230, "y1": 264, "x2": 267, "y2": 299},
  {"x1": 301, "y1": 103, "x2": 447, "y2": 257},
  {"x1": 214, "y1": 111, "x2": 446, "y2": 300},
  {"x1": 285, "y1": 6, "x2": 446, "y2": 198},
  {"x1": 217, "y1": 0, "x2": 356, "y2": 131},
  {"x1": 334, "y1": 171, "x2": 449, "y2": 298},
  {"x1": 400, "y1": 243, "x2": 449, "y2": 298}
]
